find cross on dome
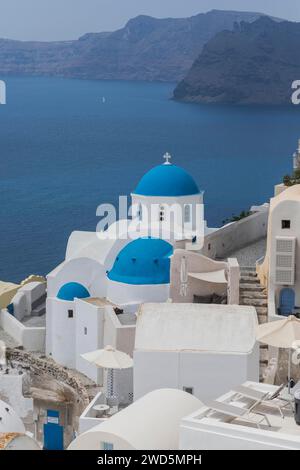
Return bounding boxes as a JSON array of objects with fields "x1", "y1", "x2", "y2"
[{"x1": 163, "y1": 152, "x2": 172, "y2": 165}]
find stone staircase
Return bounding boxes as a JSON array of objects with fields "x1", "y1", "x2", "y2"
[
  {"x1": 31, "y1": 293, "x2": 46, "y2": 317},
  {"x1": 239, "y1": 266, "x2": 268, "y2": 380}
]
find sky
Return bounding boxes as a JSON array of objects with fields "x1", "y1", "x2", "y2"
[{"x1": 0, "y1": 0, "x2": 299, "y2": 41}]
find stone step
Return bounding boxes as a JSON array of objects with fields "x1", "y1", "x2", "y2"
[
  {"x1": 240, "y1": 276, "x2": 260, "y2": 284},
  {"x1": 260, "y1": 348, "x2": 269, "y2": 362},
  {"x1": 240, "y1": 266, "x2": 256, "y2": 271},
  {"x1": 240, "y1": 270, "x2": 257, "y2": 277},
  {"x1": 241, "y1": 298, "x2": 268, "y2": 307},
  {"x1": 240, "y1": 291, "x2": 267, "y2": 300},
  {"x1": 255, "y1": 306, "x2": 268, "y2": 315},
  {"x1": 260, "y1": 364, "x2": 267, "y2": 382},
  {"x1": 32, "y1": 303, "x2": 46, "y2": 317},
  {"x1": 240, "y1": 283, "x2": 265, "y2": 292},
  {"x1": 258, "y1": 315, "x2": 268, "y2": 324}
]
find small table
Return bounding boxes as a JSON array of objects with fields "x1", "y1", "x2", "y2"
[{"x1": 93, "y1": 404, "x2": 109, "y2": 417}]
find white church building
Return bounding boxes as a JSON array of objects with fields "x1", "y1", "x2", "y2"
[{"x1": 46, "y1": 154, "x2": 215, "y2": 373}]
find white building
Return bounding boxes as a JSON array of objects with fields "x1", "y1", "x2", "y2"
[
  {"x1": 257, "y1": 184, "x2": 300, "y2": 319},
  {"x1": 0, "y1": 280, "x2": 46, "y2": 351},
  {"x1": 47, "y1": 297, "x2": 135, "y2": 389},
  {"x1": 46, "y1": 155, "x2": 215, "y2": 371},
  {"x1": 69, "y1": 383, "x2": 300, "y2": 451},
  {"x1": 180, "y1": 381, "x2": 300, "y2": 450},
  {"x1": 134, "y1": 303, "x2": 259, "y2": 401},
  {"x1": 131, "y1": 152, "x2": 208, "y2": 240},
  {"x1": 69, "y1": 389, "x2": 202, "y2": 450}
]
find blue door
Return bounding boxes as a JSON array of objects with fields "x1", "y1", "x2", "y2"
[
  {"x1": 279, "y1": 288, "x2": 295, "y2": 316},
  {"x1": 43, "y1": 410, "x2": 64, "y2": 450}
]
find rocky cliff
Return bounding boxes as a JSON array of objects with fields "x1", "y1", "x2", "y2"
[
  {"x1": 173, "y1": 16, "x2": 299, "y2": 104},
  {"x1": 0, "y1": 10, "x2": 269, "y2": 82}
]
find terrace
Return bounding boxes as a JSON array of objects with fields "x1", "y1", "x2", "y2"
[{"x1": 180, "y1": 381, "x2": 300, "y2": 450}]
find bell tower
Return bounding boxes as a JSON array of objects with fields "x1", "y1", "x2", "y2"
[{"x1": 293, "y1": 139, "x2": 300, "y2": 170}]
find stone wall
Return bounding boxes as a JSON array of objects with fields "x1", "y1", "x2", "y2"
[
  {"x1": 202, "y1": 209, "x2": 269, "y2": 260},
  {"x1": 6, "y1": 348, "x2": 90, "y2": 408}
]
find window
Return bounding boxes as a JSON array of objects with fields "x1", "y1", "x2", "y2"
[
  {"x1": 282, "y1": 220, "x2": 291, "y2": 229},
  {"x1": 159, "y1": 205, "x2": 165, "y2": 222},
  {"x1": 103, "y1": 442, "x2": 114, "y2": 450},
  {"x1": 84, "y1": 327, "x2": 87, "y2": 335},
  {"x1": 137, "y1": 203, "x2": 142, "y2": 221},
  {"x1": 68, "y1": 309, "x2": 73, "y2": 318},
  {"x1": 184, "y1": 204, "x2": 191, "y2": 223},
  {"x1": 183, "y1": 386, "x2": 194, "y2": 395}
]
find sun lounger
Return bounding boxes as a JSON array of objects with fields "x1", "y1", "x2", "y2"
[
  {"x1": 233, "y1": 384, "x2": 291, "y2": 418},
  {"x1": 204, "y1": 399, "x2": 271, "y2": 428}
]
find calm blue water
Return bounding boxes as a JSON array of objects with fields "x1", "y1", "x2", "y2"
[{"x1": 0, "y1": 76, "x2": 300, "y2": 282}]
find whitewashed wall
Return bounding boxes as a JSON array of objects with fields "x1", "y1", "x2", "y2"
[
  {"x1": 134, "y1": 348, "x2": 259, "y2": 401},
  {"x1": 202, "y1": 210, "x2": 268, "y2": 260},
  {"x1": 180, "y1": 417, "x2": 300, "y2": 450},
  {"x1": 131, "y1": 193, "x2": 204, "y2": 235},
  {"x1": 0, "y1": 373, "x2": 33, "y2": 419},
  {"x1": 75, "y1": 299, "x2": 104, "y2": 384},
  {"x1": 46, "y1": 298, "x2": 76, "y2": 368},
  {"x1": 107, "y1": 279, "x2": 170, "y2": 307},
  {"x1": 47, "y1": 257, "x2": 107, "y2": 298},
  {"x1": 269, "y1": 200, "x2": 300, "y2": 316},
  {"x1": 0, "y1": 309, "x2": 45, "y2": 351}
]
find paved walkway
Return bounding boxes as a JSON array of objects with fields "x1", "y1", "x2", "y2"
[{"x1": 226, "y1": 237, "x2": 267, "y2": 267}]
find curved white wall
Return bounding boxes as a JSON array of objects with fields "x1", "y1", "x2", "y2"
[
  {"x1": 69, "y1": 389, "x2": 202, "y2": 450},
  {"x1": 47, "y1": 257, "x2": 107, "y2": 298},
  {"x1": 0, "y1": 399, "x2": 25, "y2": 434},
  {"x1": 107, "y1": 279, "x2": 170, "y2": 307}
]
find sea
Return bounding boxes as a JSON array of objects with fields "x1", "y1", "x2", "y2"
[{"x1": 0, "y1": 76, "x2": 300, "y2": 282}]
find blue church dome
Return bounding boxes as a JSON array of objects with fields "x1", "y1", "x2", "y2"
[
  {"x1": 133, "y1": 163, "x2": 200, "y2": 197},
  {"x1": 108, "y1": 238, "x2": 173, "y2": 285},
  {"x1": 57, "y1": 282, "x2": 90, "y2": 301}
]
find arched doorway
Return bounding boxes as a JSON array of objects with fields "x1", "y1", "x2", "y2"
[{"x1": 279, "y1": 288, "x2": 295, "y2": 316}]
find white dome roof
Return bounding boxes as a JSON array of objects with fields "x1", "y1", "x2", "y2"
[{"x1": 0, "y1": 400, "x2": 25, "y2": 433}]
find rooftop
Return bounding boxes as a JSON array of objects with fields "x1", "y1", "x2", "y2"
[
  {"x1": 133, "y1": 163, "x2": 200, "y2": 197},
  {"x1": 108, "y1": 238, "x2": 173, "y2": 285},
  {"x1": 70, "y1": 389, "x2": 202, "y2": 450},
  {"x1": 184, "y1": 382, "x2": 300, "y2": 449},
  {"x1": 136, "y1": 303, "x2": 258, "y2": 353}
]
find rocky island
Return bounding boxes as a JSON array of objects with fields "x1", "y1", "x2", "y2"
[{"x1": 173, "y1": 16, "x2": 300, "y2": 105}]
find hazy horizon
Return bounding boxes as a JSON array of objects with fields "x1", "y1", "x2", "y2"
[{"x1": 0, "y1": 0, "x2": 299, "y2": 41}]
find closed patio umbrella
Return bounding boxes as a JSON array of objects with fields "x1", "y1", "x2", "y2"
[
  {"x1": 81, "y1": 346, "x2": 133, "y2": 403},
  {"x1": 256, "y1": 316, "x2": 300, "y2": 393},
  {"x1": 180, "y1": 255, "x2": 188, "y2": 297}
]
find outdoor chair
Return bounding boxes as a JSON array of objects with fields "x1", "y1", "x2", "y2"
[
  {"x1": 233, "y1": 384, "x2": 292, "y2": 418},
  {"x1": 204, "y1": 399, "x2": 271, "y2": 428}
]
